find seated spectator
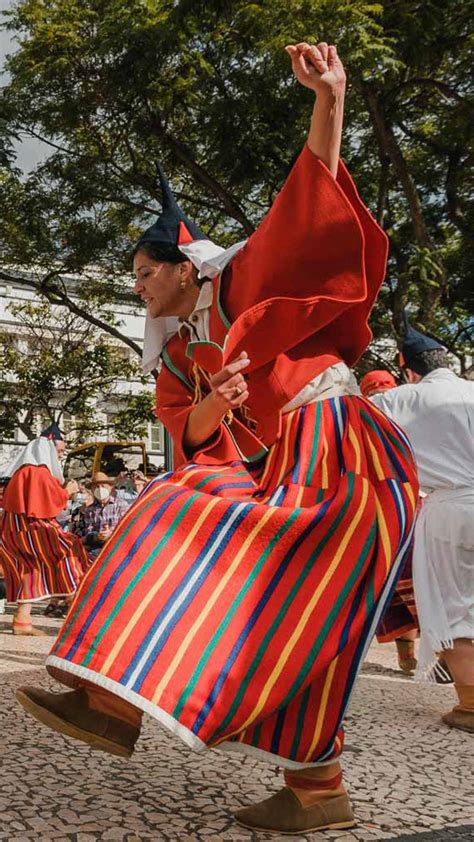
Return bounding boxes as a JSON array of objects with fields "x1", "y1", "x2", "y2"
[
  {"x1": 116, "y1": 470, "x2": 148, "y2": 504},
  {"x1": 57, "y1": 482, "x2": 92, "y2": 532},
  {"x1": 70, "y1": 483, "x2": 94, "y2": 531},
  {"x1": 72, "y1": 472, "x2": 130, "y2": 557}
]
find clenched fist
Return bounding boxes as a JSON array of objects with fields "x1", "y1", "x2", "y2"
[{"x1": 286, "y1": 42, "x2": 346, "y2": 97}]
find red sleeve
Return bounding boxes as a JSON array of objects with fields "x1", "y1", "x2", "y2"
[
  {"x1": 3, "y1": 465, "x2": 69, "y2": 519},
  {"x1": 221, "y1": 144, "x2": 388, "y2": 369},
  {"x1": 155, "y1": 360, "x2": 226, "y2": 468}
]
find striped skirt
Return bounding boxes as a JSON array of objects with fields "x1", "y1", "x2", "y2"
[
  {"x1": 47, "y1": 398, "x2": 418, "y2": 767},
  {"x1": 376, "y1": 550, "x2": 418, "y2": 643},
  {"x1": 0, "y1": 512, "x2": 91, "y2": 603}
]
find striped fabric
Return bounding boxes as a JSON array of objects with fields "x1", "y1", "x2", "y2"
[
  {"x1": 376, "y1": 549, "x2": 418, "y2": 643},
  {"x1": 47, "y1": 397, "x2": 418, "y2": 768},
  {"x1": 0, "y1": 512, "x2": 91, "y2": 603}
]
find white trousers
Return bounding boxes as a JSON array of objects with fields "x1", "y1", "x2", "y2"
[{"x1": 413, "y1": 487, "x2": 474, "y2": 679}]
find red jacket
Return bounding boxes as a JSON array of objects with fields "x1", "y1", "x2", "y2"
[
  {"x1": 157, "y1": 144, "x2": 388, "y2": 467},
  {"x1": 3, "y1": 464, "x2": 68, "y2": 519}
]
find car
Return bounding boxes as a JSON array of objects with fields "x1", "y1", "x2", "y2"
[{"x1": 63, "y1": 440, "x2": 162, "y2": 483}]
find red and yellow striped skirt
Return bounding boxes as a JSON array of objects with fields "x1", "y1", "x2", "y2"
[
  {"x1": 47, "y1": 397, "x2": 418, "y2": 767},
  {"x1": 0, "y1": 512, "x2": 91, "y2": 603},
  {"x1": 376, "y1": 548, "x2": 419, "y2": 643}
]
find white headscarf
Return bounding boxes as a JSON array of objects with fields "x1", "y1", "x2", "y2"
[
  {"x1": 4, "y1": 437, "x2": 64, "y2": 483},
  {"x1": 141, "y1": 238, "x2": 247, "y2": 374}
]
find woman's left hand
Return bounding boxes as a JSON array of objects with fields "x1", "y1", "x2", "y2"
[{"x1": 285, "y1": 42, "x2": 346, "y2": 97}]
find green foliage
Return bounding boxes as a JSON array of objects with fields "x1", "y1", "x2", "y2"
[
  {"x1": 111, "y1": 392, "x2": 156, "y2": 441},
  {"x1": 0, "y1": 0, "x2": 472, "y2": 372},
  {"x1": 0, "y1": 300, "x2": 150, "y2": 442}
]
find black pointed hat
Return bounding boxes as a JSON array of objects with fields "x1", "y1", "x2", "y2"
[
  {"x1": 136, "y1": 162, "x2": 207, "y2": 250},
  {"x1": 400, "y1": 311, "x2": 444, "y2": 367},
  {"x1": 40, "y1": 422, "x2": 64, "y2": 442}
]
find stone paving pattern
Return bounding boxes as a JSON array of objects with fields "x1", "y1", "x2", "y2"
[{"x1": 1, "y1": 611, "x2": 473, "y2": 841}]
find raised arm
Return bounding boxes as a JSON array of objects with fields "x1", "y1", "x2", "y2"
[
  {"x1": 218, "y1": 42, "x2": 387, "y2": 367},
  {"x1": 286, "y1": 41, "x2": 346, "y2": 177}
]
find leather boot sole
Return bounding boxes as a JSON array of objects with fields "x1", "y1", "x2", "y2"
[
  {"x1": 16, "y1": 689, "x2": 132, "y2": 757},
  {"x1": 398, "y1": 658, "x2": 417, "y2": 674},
  {"x1": 235, "y1": 817, "x2": 356, "y2": 834},
  {"x1": 442, "y1": 711, "x2": 474, "y2": 734},
  {"x1": 234, "y1": 788, "x2": 355, "y2": 834}
]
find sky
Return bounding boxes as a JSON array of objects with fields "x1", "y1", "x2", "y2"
[{"x1": 1, "y1": 0, "x2": 49, "y2": 173}]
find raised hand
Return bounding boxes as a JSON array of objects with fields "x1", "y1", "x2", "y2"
[
  {"x1": 285, "y1": 42, "x2": 346, "y2": 97},
  {"x1": 209, "y1": 351, "x2": 250, "y2": 410},
  {"x1": 65, "y1": 479, "x2": 79, "y2": 497}
]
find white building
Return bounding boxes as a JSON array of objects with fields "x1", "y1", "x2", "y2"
[{"x1": 0, "y1": 271, "x2": 165, "y2": 473}]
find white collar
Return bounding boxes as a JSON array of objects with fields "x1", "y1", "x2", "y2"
[
  {"x1": 189, "y1": 279, "x2": 213, "y2": 314},
  {"x1": 421, "y1": 368, "x2": 456, "y2": 383},
  {"x1": 142, "y1": 238, "x2": 246, "y2": 373}
]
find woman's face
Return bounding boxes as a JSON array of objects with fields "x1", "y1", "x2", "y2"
[
  {"x1": 83, "y1": 489, "x2": 94, "y2": 507},
  {"x1": 133, "y1": 250, "x2": 194, "y2": 319}
]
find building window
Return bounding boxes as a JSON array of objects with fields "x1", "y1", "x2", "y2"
[{"x1": 150, "y1": 422, "x2": 163, "y2": 452}]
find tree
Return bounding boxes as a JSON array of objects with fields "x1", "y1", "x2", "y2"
[
  {"x1": 0, "y1": 0, "x2": 472, "y2": 372},
  {"x1": 0, "y1": 299, "x2": 154, "y2": 442}
]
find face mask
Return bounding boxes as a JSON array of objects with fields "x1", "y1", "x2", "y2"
[
  {"x1": 74, "y1": 493, "x2": 86, "y2": 505},
  {"x1": 94, "y1": 486, "x2": 110, "y2": 502}
]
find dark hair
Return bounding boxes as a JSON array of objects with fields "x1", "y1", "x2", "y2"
[
  {"x1": 132, "y1": 241, "x2": 189, "y2": 265},
  {"x1": 132, "y1": 240, "x2": 204, "y2": 286},
  {"x1": 404, "y1": 348, "x2": 449, "y2": 376}
]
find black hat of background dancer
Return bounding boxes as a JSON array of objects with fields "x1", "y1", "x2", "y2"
[
  {"x1": 40, "y1": 422, "x2": 64, "y2": 442},
  {"x1": 136, "y1": 161, "x2": 207, "y2": 249},
  {"x1": 400, "y1": 311, "x2": 445, "y2": 367}
]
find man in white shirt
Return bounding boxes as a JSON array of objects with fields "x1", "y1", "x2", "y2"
[{"x1": 372, "y1": 319, "x2": 474, "y2": 733}]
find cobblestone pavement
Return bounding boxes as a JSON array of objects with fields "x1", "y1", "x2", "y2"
[{"x1": 1, "y1": 610, "x2": 473, "y2": 841}]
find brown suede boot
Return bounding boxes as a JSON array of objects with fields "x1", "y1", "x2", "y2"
[
  {"x1": 442, "y1": 685, "x2": 474, "y2": 734},
  {"x1": 442, "y1": 706, "x2": 474, "y2": 734},
  {"x1": 234, "y1": 788, "x2": 355, "y2": 834},
  {"x1": 16, "y1": 686, "x2": 140, "y2": 757},
  {"x1": 395, "y1": 638, "x2": 417, "y2": 674}
]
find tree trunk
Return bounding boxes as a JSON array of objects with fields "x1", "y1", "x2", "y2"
[{"x1": 359, "y1": 83, "x2": 447, "y2": 324}]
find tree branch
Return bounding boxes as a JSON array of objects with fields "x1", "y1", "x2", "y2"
[
  {"x1": 396, "y1": 120, "x2": 454, "y2": 156},
  {"x1": 145, "y1": 111, "x2": 255, "y2": 236},
  {"x1": 360, "y1": 84, "x2": 434, "y2": 248},
  {"x1": 0, "y1": 268, "x2": 144, "y2": 359},
  {"x1": 446, "y1": 151, "x2": 469, "y2": 234},
  {"x1": 394, "y1": 77, "x2": 467, "y2": 104},
  {"x1": 376, "y1": 156, "x2": 390, "y2": 226}
]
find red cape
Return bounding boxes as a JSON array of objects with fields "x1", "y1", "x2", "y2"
[
  {"x1": 157, "y1": 146, "x2": 388, "y2": 466},
  {"x1": 3, "y1": 464, "x2": 68, "y2": 519}
]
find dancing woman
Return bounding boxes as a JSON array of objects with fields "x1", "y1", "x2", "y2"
[{"x1": 17, "y1": 42, "x2": 418, "y2": 834}]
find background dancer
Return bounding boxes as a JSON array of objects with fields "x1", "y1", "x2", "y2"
[
  {"x1": 0, "y1": 423, "x2": 90, "y2": 635},
  {"x1": 17, "y1": 42, "x2": 418, "y2": 835},
  {"x1": 372, "y1": 318, "x2": 474, "y2": 732},
  {"x1": 361, "y1": 369, "x2": 419, "y2": 673},
  {"x1": 360, "y1": 369, "x2": 397, "y2": 398}
]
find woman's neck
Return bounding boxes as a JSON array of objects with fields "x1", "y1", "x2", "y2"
[{"x1": 176, "y1": 283, "x2": 201, "y2": 320}]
